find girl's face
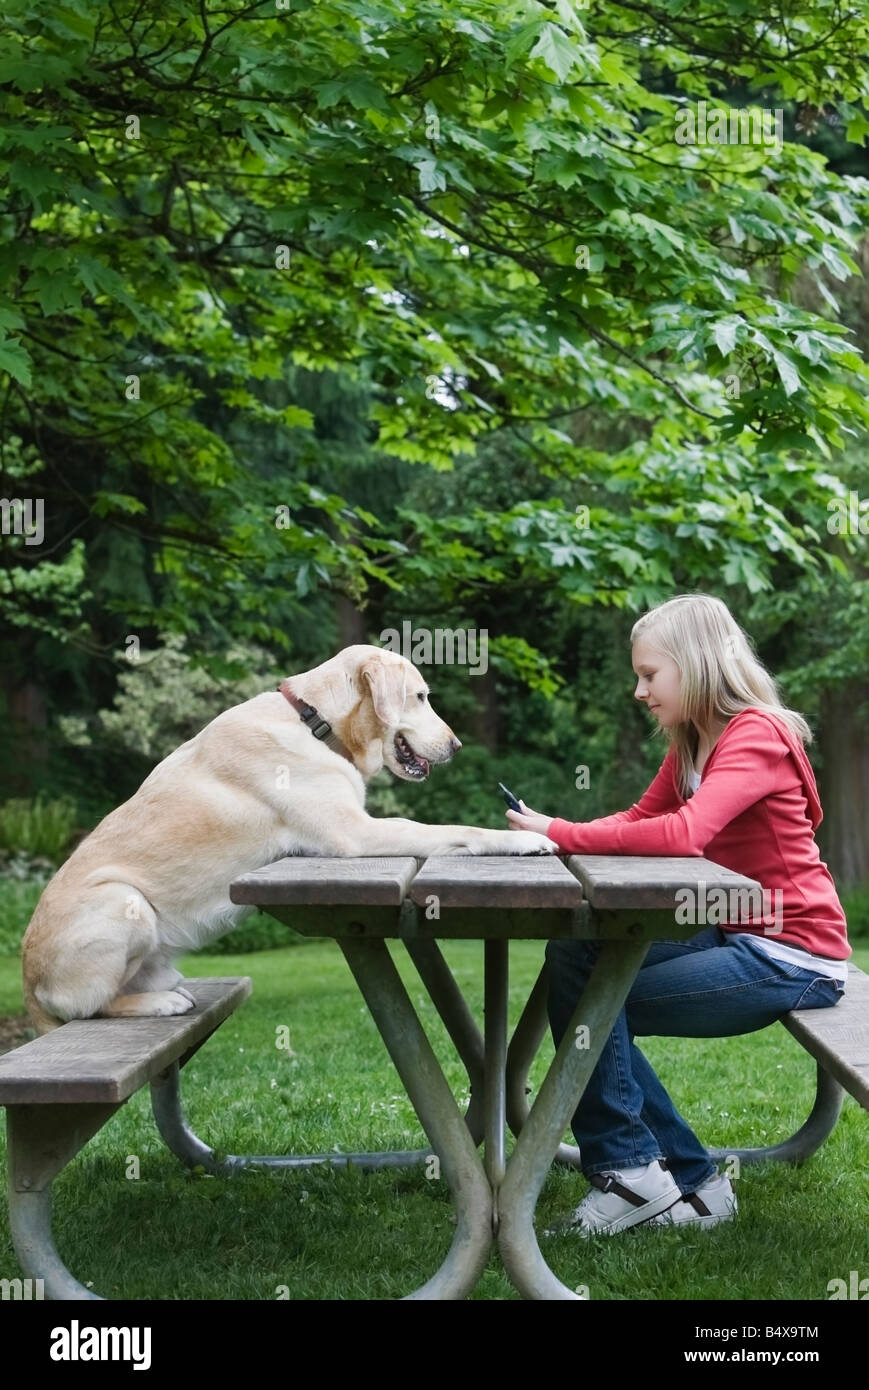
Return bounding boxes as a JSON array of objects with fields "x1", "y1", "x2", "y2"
[{"x1": 632, "y1": 637, "x2": 682, "y2": 727}]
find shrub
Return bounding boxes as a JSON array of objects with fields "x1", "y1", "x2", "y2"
[
  {"x1": 0, "y1": 874, "x2": 48, "y2": 955},
  {"x1": 0, "y1": 795, "x2": 77, "y2": 864},
  {"x1": 58, "y1": 633, "x2": 279, "y2": 764}
]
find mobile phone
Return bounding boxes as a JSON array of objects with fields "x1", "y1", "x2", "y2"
[{"x1": 498, "y1": 781, "x2": 524, "y2": 813}]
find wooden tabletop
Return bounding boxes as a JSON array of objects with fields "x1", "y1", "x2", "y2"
[{"x1": 230, "y1": 854, "x2": 763, "y2": 940}]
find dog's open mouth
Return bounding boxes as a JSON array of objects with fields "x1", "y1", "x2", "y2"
[{"x1": 394, "y1": 732, "x2": 430, "y2": 779}]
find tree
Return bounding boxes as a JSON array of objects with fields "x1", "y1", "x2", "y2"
[{"x1": 1, "y1": 0, "x2": 867, "y2": 874}]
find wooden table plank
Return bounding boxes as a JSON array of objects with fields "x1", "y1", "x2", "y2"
[
  {"x1": 564, "y1": 855, "x2": 762, "y2": 909},
  {"x1": 230, "y1": 856, "x2": 420, "y2": 906},
  {"x1": 0, "y1": 977, "x2": 251, "y2": 1105},
  {"x1": 408, "y1": 855, "x2": 584, "y2": 910}
]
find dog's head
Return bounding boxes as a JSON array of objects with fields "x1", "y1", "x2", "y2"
[{"x1": 356, "y1": 650, "x2": 461, "y2": 781}]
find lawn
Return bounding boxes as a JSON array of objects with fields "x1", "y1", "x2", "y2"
[{"x1": 0, "y1": 939, "x2": 866, "y2": 1301}]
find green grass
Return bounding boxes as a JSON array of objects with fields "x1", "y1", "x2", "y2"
[{"x1": 0, "y1": 940, "x2": 867, "y2": 1301}]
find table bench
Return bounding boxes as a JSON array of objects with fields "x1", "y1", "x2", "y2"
[
  {"x1": 0, "y1": 976, "x2": 251, "y2": 1301},
  {"x1": 712, "y1": 960, "x2": 868, "y2": 1164}
]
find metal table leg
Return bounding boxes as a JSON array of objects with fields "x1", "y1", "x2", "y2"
[
  {"x1": 338, "y1": 937, "x2": 494, "y2": 1299},
  {"x1": 497, "y1": 939, "x2": 651, "y2": 1300},
  {"x1": 505, "y1": 963, "x2": 584, "y2": 1170},
  {"x1": 403, "y1": 938, "x2": 486, "y2": 1146},
  {"x1": 405, "y1": 945, "x2": 583, "y2": 1170},
  {"x1": 484, "y1": 940, "x2": 508, "y2": 1201},
  {"x1": 337, "y1": 934, "x2": 650, "y2": 1299}
]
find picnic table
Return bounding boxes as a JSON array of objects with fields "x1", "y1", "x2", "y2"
[
  {"x1": 3, "y1": 850, "x2": 862, "y2": 1301},
  {"x1": 228, "y1": 850, "x2": 764, "y2": 1301}
]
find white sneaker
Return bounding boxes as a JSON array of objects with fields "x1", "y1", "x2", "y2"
[
  {"x1": 647, "y1": 1172, "x2": 737, "y2": 1228},
  {"x1": 548, "y1": 1159, "x2": 682, "y2": 1238}
]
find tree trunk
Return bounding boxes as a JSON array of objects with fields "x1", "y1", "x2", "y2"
[
  {"x1": 815, "y1": 680, "x2": 869, "y2": 890},
  {"x1": 2, "y1": 678, "x2": 48, "y2": 797},
  {"x1": 335, "y1": 592, "x2": 367, "y2": 648},
  {"x1": 469, "y1": 662, "x2": 499, "y2": 754}
]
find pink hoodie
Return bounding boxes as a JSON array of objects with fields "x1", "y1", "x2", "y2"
[{"x1": 546, "y1": 707, "x2": 850, "y2": 959}]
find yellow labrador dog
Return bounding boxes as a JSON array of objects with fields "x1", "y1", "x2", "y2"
[{"x1": 23, "y1": 644, "x2": 557, "y2": 1032}]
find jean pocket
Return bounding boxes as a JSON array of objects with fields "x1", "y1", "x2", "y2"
[{"x1": 792, "y1": 975, "x2": 845, "y2": 1011}]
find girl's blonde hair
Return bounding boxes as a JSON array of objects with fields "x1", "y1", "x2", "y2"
[{"x1": 630, "y1": 593, "x2": 812, "y2": 800}]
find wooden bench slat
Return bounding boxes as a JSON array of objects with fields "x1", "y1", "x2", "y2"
[
  {"x1": 0, "y1": 977, "x2": 251, "y2": 1106},
  {"x1": 783, "y1": 964, "x2": 869, "y2": 1108},
  {"x1": 230, "y1": 856, "x2": 419, "y2": 906},
  {"x1": 565, "y1": 854, "x2": 762, "y2": 909},
  {"x1": 408, "y1": 855, "x2": 583, "y2": 909}
]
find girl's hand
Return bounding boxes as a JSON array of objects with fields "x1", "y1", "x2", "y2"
[{"x1": 506, "y1": 802, "x2": 554, "y2": 838}]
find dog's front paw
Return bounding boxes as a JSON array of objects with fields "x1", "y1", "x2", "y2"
[
  {"x1": 175, "y1": 985, "x2": 197, "y2": 1005},
  {"x1": 508, "y1": 831, "x2": 559, "y2": 855}
]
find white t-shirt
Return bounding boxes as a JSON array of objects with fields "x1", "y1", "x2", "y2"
[{"x1": 685, "y1": 766, "x2": 847, "y2": 984}]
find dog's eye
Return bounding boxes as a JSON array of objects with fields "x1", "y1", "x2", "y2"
[{"x1": 418, "y1": 692, "x2": 426, "y2": 702}]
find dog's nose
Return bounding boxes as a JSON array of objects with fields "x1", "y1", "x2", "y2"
[{"x1": 449, "y1": 734, "x2": 462, "y2": 753}]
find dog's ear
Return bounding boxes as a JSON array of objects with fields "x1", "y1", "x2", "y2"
[{"x1": 360, "y1": 656, "x2": 406, "y2": 727}]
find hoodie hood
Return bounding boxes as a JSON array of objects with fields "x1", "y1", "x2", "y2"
[{"x1": 723, "y1": 707, "x2": 823, "y2": 829}]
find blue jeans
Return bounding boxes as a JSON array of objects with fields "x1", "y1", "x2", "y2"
[{"x1": 545, "y1": 925, "x2": 847, "y2": 1195}]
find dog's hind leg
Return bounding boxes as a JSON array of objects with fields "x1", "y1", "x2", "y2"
[
  {"x1": 99, "y1": 988, "x2": 195, "y2": 1018},
  {"x1": 102, "y1": 953, "x2": 195, "y2": 1018},
  {"x1": 120, "y1": 957, "x2": 196, "y2": 1007},
  {"x1": 32, "y1": 883, "x2": 193, "y2": 1024}
]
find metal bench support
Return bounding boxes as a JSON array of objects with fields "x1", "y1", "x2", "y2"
[
  {"x1": 707, "y1": 1061, "x2": 845, "y2": 1165},
  {"x1": 6, "y1": 1101, "x2": 121, "y2": 1301},
  {"x1": 150, "y1": 938, "x2": 493, "y2": 1177},
  {"x1": 504, "y1": 981, "x2": 846, "y2": 1169},
  {"x1": 150, "y1": 1060, "x2": 436, "y2": 1173}
]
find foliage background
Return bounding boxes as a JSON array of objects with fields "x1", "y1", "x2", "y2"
[{"x1": 1, "y1": 0, "x2": 867, "y2": 949}]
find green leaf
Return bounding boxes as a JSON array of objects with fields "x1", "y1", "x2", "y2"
[
  {"x1": 467, "y1": 353, "x2": 503, "y2": 382},
  {"x1": 845, "y1": 111, "x2": 869, "y2": 145},
  {"x1": 27, "y1": 268, "x2": 83, "y2": 316},
  {"x1": 598, "y1": 51, "x2": 634, "y2": 87},
  {"x1": 0, "y1": 337, "x2": 31, "y2": 386},
  {"x1": 51, "y1": 6, "x2": 96, "y2": 40},
  {"x1": 528, "y1": 23, "x2": 581, "y2": 82},
  {"x1": 416, "y1": 158, "x2": 446, "y2": 193},
  {"x1": 504, "y1": 21, "x2": 543, "y2": 65},
  {"x1": 727, "y1": 215, "x2": 745, "y2": 246},
  {"x1": 554, "y1": 0, "x2": 586, "y2": 34},
  {"x1": 771, "y1": 351, "x2": 801, "y2": 397},
  {"x1": 279, "y1": 405, "x2": 315, "y2": 429},
  {"x1": 711, "y1": 319, "x2": 740, "y2": 357},
  {"x1": 0, "y1": 55, "x2": 76, "y2": 90},
  {"x1": 92, "y1": 492, "x2": 148, "y2": 518}
]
